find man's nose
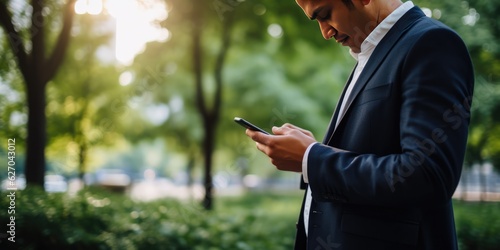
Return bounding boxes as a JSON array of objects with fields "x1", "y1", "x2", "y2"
[{"x1": 319, "y1": 21, "x2": 335, "y2": 40}]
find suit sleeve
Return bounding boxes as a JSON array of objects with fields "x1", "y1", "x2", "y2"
[{"x1": 307, "y1": 27, "x2": 474, "y2": 207}]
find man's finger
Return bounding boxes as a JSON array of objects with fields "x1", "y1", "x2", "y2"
[
  {"x1": 280, "y1": 123, "x2": 314, "y2": 138},
  {"x1": 246, "y1": 129, "x2": 271, "y2": 144},
  {"x1": 272, "y1": 125, "x2": 292, "y2": 135},
  {"x1": 255, "y1": 142, "x2": 266, "y2": 154}
]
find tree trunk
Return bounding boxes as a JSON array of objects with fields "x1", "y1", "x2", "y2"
[
  {"x1": 202, "y1": 122, "x2": 215, "y2": 210},
  {"x1": 479, "y1": 164, "x2": 488, "y2": 202},
  {"x1": 191, "y1": 2, "x2": 232, "y2": 210},
  {"x1": 1, "y1": 0, "x2": 75, "y2": 190},
  {"x1": 186, "y1": 153, "x2": 195, "y2": 198},
  {"x1": 77, "y1": 142, "x2": 87, "y2": 182},
  {"x1": 76, "y1": 75, "x2": 91, "y2": 184},
  {"x1": 24, "y1": 79, "x2": 47, "y2": 188},
  {"x1": 460, "y1": 167, "x2": 468, "y2": 200},
  {"x1": 191, "y1": 8, "x2": 212, "y2": 210}
]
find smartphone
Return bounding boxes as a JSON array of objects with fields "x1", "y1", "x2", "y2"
[{"x1": 234, "y1": 117, "x2": 270, "y2": 135}]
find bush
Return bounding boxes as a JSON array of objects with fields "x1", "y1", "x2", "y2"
[
  {"x1": 0, "y1": 187, "x2": 298, "y2": 249},
  {"x1": 2, "y1": 188, "x2": 497, "y2": 249},
  {"x1": 454, "y1": 201, "x2": 500, "y2": 250}
]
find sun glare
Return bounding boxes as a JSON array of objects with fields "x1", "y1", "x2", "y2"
[
  {"x1": 75, "y1": 0, "x2": 103, "y2": 15},
  {"x1": 105, "y1": 0, "x2": 169, "y2": 65},
  {"x1": 75, "y1": 0, "x2": 169, "y2": 65}
]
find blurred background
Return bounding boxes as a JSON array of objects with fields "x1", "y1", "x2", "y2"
[{"x1": 0, "y1": 0, "x2": 499, "y2": 249}]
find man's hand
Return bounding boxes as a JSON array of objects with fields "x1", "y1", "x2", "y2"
[{"x1": 246, "y1": 123, "x2": 317, "y2": 172}]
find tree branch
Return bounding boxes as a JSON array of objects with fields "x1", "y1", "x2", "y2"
[
  {"x1": 212, "y1": 15, "x2": 233, "y2": 120},
  {"x1": 192, "y1": 9, "x2": 207, "y2": 118},
  {"x1": 45, "y1": 0, "x2": 75, "y2": 83},
  {"x1": 31, "y1": 0, "x2": 45, "y2": 83},
  {"x1": 0, "y1": 2, "x2": 30, "y2": 80}
]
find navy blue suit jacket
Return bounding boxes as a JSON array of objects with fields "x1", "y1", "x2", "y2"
[{"x1": 294, "y1": 7, "x2": 474, "y2": 250}]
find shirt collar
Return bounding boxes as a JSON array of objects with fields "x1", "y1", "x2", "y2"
[{"x1": 350, "y1": 1, "x2": 415, "y2": 61}]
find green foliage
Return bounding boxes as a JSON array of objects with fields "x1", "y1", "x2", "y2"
[
  {"x1": 1, "y1": 188, "x2": 498, "y2": 249},
  {"x1": 0, "y1": 187, "x2": 299, "y2": 249},
  {"x1": 44, "y1": 13, "x2": 127, "y2": 176},
  {"x1": 454, "y1": 201, "x2": 500, "y2": 250},
  {"x1": 130, "y1": 0, "x2": 353, "y2": 181},
  {"x1": 0, "y1": 33, "x2": 26, "y2": 145},
  {"x1": 1, "y1": 0, "x2": 500, "y2": 200}
]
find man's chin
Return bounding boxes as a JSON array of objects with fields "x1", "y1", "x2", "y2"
[
  {"x1": 339, "y1": 38, "x2": 356, "y2": 52},
  {"x1": 349, "y1": 47, "x2": 361, "y2": 53}
]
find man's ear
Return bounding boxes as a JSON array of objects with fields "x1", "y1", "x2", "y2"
[
  {"x1": 360, "y1": 0, "x2": 371, "y2": 6},
  {"x1": 352, "y1": 0, "x2": 372, "y2": 8}
]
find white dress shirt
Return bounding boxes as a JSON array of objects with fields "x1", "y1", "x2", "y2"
[{"x1": 302, "y1": 1, "x2": 415, "y2": 236}]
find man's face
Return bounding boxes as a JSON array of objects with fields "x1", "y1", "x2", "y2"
[{"x1": 296, "y1": 0, "x2": 375, "y2": 53}]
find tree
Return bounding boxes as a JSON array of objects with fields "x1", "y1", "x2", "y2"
[
  {"x1": 0, "y1": 0, "x2": 76, "y2": 188},
  {"x1": 141, "y1": 0, "x2": 235, "y2": 210},
  {"x1": 130, "y1": 0, "x2": 348, "y2": 209},
  {"x1": 46, "y1": 13, "x2": 123, "y2": 180}
]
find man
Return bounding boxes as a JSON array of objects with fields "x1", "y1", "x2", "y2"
[{"x1": 246, "y1": 0, "x2": 474, "y2": 249}]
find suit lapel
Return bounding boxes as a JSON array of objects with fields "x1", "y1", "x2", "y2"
[
  {"x1": 322, "y1": 66, "x2": 356, "y2": 144},
  {"x1": 330, "y1": 7, "x2": 425, "y2": 139}
]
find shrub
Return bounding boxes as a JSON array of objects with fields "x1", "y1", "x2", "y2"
[
  {"x1": 2, "y1": 187, "x2": 497, "y2": 249},
  {"x1": 454, "y1": 201, "x2": 500, "y2": 250},
  {"x1": 0, "y1": 187, "x2": 297, "y2": 249}
]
